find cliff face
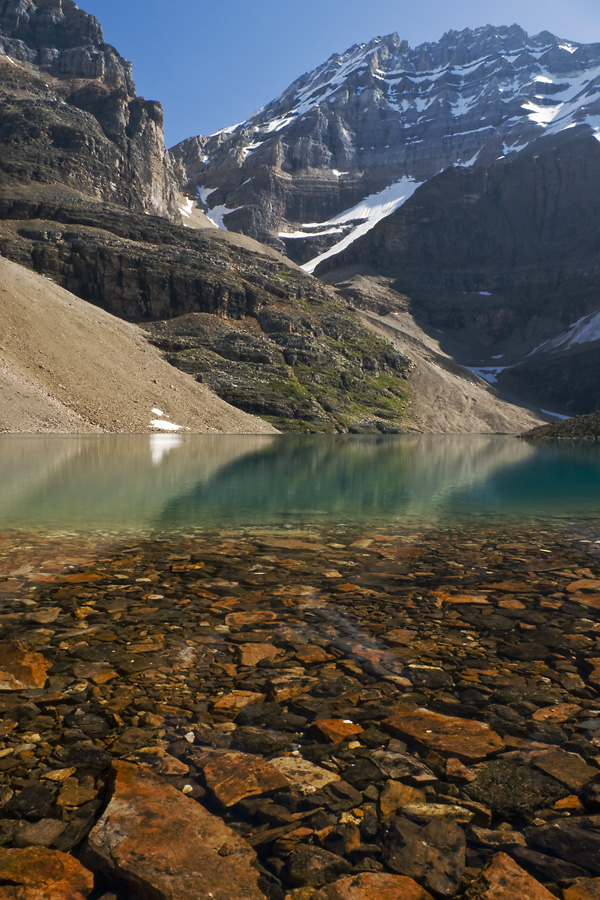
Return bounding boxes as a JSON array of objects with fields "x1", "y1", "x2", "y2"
[
  {"x1": 0, "y1": 0, "x2": 179, "y2": 217},
  {"x1": 318, "y1": 127, "x2": 600, "y2": 415}
]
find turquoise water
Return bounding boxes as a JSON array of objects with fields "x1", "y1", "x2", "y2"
[{"x1": 1, "y1": 434, "x2": 600, "y2": 535}]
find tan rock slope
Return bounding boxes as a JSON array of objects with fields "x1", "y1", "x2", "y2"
[{"x1": 0, "y1": 258, "x2": 276, "y2": 434}]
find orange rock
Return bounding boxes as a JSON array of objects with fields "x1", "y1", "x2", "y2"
[
  {"x1": 83, "y1": 762, "x2": 265, "y2": 900},
  {"x1": 564, "y1": 878, "x2": 600, "y2": 899},
  {"x1": 532, "y1": 749, "x2": 599, "y2": 791},
  {"x1": 384, "y1": 708, "x2": 504, "y2": 760},
  {"x1": 0, "y1": 642, "x2": 48, "y2": 691},
  {"x1": 294, "y1": 645, "x2": 334, "y2": 664},
  {"x1": 212, "y1": 690, "x2": 266, "y2": 713},
  {"x1": 236, "y1": 643, "x2": 281, "y2": 667},
  {"x1": 567, "y1": 579, "x2": 600, "y2": 593},
  {"x1": 0, "y1": 847, "x2": 93, "y2": 899},
  {"x1": 532, "y1": 703, "x2": 580, "y2": 724},
  {"x1": 202, "y1": 751, "x2": 290, "y2": 807},
  {"x1": 62, "y1": 573, "x2": 103, "y2": 583},
  {"x1": 386, "y1": 628, "x2": 417, "y2": 645},
  {"x1": 312, "y1": 872, "x2": 433, "y2": 899},
  {"x1": 464, "y1": 852, "x2": 557, "y2": 899},
  {"x1": 378, "y1": 780, "x2": 426, "y2": 818},
  {"x1": 570, "y1": 594, "x2": 600, "y2": 611},
  {"x1": 585, "y1": 659, "x2": 600, "y2": 687},
  {"x1": 311, "y1": 719, "x2": 364, "y2": 743},
  {"x1": 225, "y1": 610, "x2": 277, "y2": 627},
  {"x1": 554, "y1": 795, "x2": 582, "y2": 811}
]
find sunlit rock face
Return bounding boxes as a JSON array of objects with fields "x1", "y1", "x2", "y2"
[
  {"x1": 0, "y1": 0, "x2": 180, "y2": 218},
  {"x1": 172, "y1": 25, "x2": 600, "y2": 266}
]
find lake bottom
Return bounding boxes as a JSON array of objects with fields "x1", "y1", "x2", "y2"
[{"x1": 1, "y1": 520, "x2": 600, "y2": 898}]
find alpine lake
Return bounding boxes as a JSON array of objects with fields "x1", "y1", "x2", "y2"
[{"x1": 1, "y1": 434, "x2": 600, "y2": 899}]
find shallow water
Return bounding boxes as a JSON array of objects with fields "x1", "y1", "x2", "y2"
[{"x1": 1, "y1": 434, "x2": 600, "y2": 536}]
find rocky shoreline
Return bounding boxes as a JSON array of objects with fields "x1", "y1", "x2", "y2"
[{"x1": 1, "y1": 524, "x2": 600, "y2": 899}]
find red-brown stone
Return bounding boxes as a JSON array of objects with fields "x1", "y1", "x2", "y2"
[
  {"x1": 202, "y1": 751, "x2": 291, "y2": 807},
  {"x1": 0, "y1": 847, "x2": 93, "y2": 899},
  {"x1": 83, "y1": 762, "x2": 265, "y2": 900},
  {"x1": 464, "y1": 852, "x2": 558, "y2": 899},
  {"x1": 0, "y1": 642, "x2": 48, "y2": 691},
  {"x1": 383, "y1": 708, "x2": 504, "y2": 760},
  {"x1": 564, "y1": 878, "x2": 600, "y2": 900},
  {"x1": 311, "y1": 872, "x2": 434, "y2": 899}
]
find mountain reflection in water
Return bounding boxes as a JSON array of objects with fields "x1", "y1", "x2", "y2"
[{"x1": 0, "y1": 434, "x2": 599, "y2": 534}]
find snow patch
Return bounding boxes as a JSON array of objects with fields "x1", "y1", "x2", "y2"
[
  {"x1": 179, "y1": 198, "x2": 194, "y2": 219},
  {"x1": 150, "y1": 419, "x2": 184, "y2": 432},
  {"x1": 152, "y1": 408, "x2": 164, "y2": 416},
  {"x1": 463, "y1": 365, "x2": 509, "y2": 384},
  {"x1": 302, "y1": 177, "x2": 423, "y2": 274},
  {"x1": 529, "y1": 309, "x2": 600, "y2": 355}
]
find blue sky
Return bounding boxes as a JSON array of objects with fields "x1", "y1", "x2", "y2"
[{"x1": 80, "y1": 0, "x2": 600, "y2": 148}]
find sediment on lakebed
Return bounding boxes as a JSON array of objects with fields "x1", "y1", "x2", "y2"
[{"x1": 0, "y1": 524, "x2": 600, "y2": 899}]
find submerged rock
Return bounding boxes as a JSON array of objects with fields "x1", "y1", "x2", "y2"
[
  {"x1": 83, "y1": 762, "x2": 265, "y2": 900},
  {"x1": 0, "y1": 846, "x2": 93, "y2": 900}
]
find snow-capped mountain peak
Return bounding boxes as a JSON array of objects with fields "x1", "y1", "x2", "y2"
[{"x1": 172, "y1": 25, "x2": 600, "y2": 267}]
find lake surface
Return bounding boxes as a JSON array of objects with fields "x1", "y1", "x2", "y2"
[{"x1": 1, "y1": 434, "x2": 600, "y2": 536}]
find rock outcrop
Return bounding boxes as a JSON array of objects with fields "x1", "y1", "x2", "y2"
[
  {"x1": 0, "y1": 0, "x2": 179, "y2": 217},
  {"x1": 318, "y1": 128, "x2": 600, "y2": 416}
]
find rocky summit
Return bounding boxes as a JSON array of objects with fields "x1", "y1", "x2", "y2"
[{"x1": 172, "y1": 25, "x2": 600, "y2": 268}]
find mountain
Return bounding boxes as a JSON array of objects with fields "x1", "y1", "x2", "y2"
[
  {"x1": 172, "y1": 25, "x2": 600, "y2": 269},
  {"x1": 0, "y1": 0, "x2": 417, "y2": 434},
  {"x1": 170, "y1": 24, "x2": 600, "y2": 417}
]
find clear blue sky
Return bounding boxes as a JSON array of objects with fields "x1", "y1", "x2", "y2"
[{"x1": 80, "y1": 0, "x2": 600, "y2": 148}]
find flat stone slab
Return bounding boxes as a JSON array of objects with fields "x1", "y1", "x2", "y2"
[
  {"x1": 270, "y1": 756, "x2": 341, "y2": 795},
  {"x1": 0, "y1": 847, "x2": 93, "y2": 900},
  {"x1": 202, "y1": 751, "x2": 291, "y2": 807},
  {"x1": 532, "y1": 750, "x2": 599, "y2": 791},
  {"x1": 83, "y1": 761, "x2": 265, "y2": 900},
  {"x1": 463, "y1": 852, "x2": 558, "y2": 899},
  {"x1": 383, "y1": 708, "x2": 504, "y2": 760}
]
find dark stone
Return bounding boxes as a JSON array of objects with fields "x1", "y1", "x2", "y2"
[
  {"x1": 382, "y1": 815, "x2": 466, "y2": 898},
  {"x1": 284, "y1": 844, "x2": 352, "y2": 888},
  {"x1": 510, "y1": 845, "x2": 590, "y2": 884},
  {"x1": 525, "y1": 822, "x2": 600, "y2": 875},
  {"x1": 464, "y1": 759, "x2": 567, "y2": 822},
  {"x1": 3, "y1": 784, "x2": 57, "y2": 821}
]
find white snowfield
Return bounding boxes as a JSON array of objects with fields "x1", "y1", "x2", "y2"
[
  {"x1": 529, "y1": 309, "x2": 600, "y2": 356},
  {"x1": 294, "y1": 177, "x2": 423, "y2": 273}
]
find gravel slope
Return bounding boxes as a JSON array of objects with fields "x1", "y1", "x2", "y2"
[{"x1": 0, "y1": 258, "x2": 277, "y2": 434}]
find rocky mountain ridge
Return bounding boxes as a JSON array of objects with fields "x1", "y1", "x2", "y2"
[{"x1": 172, "y1": 24, "x2": 600, "y2": 268}]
